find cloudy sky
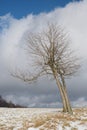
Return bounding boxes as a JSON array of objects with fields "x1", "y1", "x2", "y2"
[{"x1": 0, "y1": 0, "x2": 87, "y2": 108}]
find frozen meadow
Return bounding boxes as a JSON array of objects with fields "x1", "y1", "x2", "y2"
[{"x1": 0, "y1": 108, "x2": 87, "y2": 130}]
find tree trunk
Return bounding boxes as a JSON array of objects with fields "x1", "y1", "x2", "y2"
[
  {"x1": 55, "y1": 76, "x2": 68, "y2": 112},
  {"x1": 60, "y1": 75, "x2": 73, "y2": 114},
  {"x1": 61, "y1": 85, "x2": 73, "y2": 114},
  {"x1": 53, "y1": 70, "x2": 73, "y2": 114}
]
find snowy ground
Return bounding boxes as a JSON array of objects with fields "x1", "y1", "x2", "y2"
[{"x1": 0, "y1": 108, "x2": 87, "y2": 130}]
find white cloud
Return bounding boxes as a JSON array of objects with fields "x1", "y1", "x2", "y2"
[
  {"x1": 4, "y1": 94, "x2": 62, "y2": 108},
  {"x1": 4, "y1": 94, "x2": 87, "y2": 108},
  {"x1": 0, "y1": 0, "x2": 87, "y2": 107},
  {"x1": 0, "y1": 0, "x2": 87, "y2": 68},
  {"x1": 72, "y1": 97, "x2": 87, "y2": 107}
]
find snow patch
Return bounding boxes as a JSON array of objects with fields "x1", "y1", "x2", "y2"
[{"x1": 28, "y1": 128, "x2": 39, "y2": 130}]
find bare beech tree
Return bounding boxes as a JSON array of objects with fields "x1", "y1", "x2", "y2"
[{"x1": 12, "y1": 24, "x2": 80, "y2": 114}]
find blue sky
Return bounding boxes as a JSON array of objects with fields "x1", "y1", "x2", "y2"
[{"x1": 0, "y1": 0, "x2": 80, "y2": 18}]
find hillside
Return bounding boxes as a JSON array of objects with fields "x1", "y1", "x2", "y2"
[{"x1": 0, "y1": 96, "x2": 25, "y2": 108}]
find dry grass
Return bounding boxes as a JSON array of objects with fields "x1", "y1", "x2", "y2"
[
  {"x1": 20, "y1": 109, "x2": 87, "y2": 129},
  {"x1": 71, "y1": 128, "x2": 78, "y2": 130},
  {"x1": 0, "y1": 108, "x2": 87, "y2": 130},
  {"x1": 63, "y1": 122, "x2": 71, "y2": 127},
  {"x1": 34, "y1": 119, "x2": 46, "y2": 128}
]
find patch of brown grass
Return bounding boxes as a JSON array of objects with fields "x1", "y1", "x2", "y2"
[
  {"x1": 63, "y1": 122, "x2": 71, "y2": 127},
  {"x1": 23, "y1": 120, "x2": 35, "y2": 129},
  {"x1": 71, "y1": 128, "x2": 78, "y2": 130},
  {"x1": 79, "y1": 119, "x2": 87, "y2": 125},
  {"x1": 34, "y1": 119, "x2": 46, "y2": 128}
]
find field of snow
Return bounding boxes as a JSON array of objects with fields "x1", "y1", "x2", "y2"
[{"x1": 0, "y1": 108, "x2": 87, "y2": 130}]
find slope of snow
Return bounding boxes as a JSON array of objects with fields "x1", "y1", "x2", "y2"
[{"x1": 0, "y1": 108, "x2": 87, "y2": 130}]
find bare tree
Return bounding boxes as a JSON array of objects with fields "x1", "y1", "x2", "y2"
[{"x1": 12, "y1": 24, "x2": 80, "y2": 114}]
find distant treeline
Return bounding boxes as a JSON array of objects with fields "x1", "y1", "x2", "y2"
[{"x1": 0, "y1": 95, "x2": 26, "y2": 108}]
